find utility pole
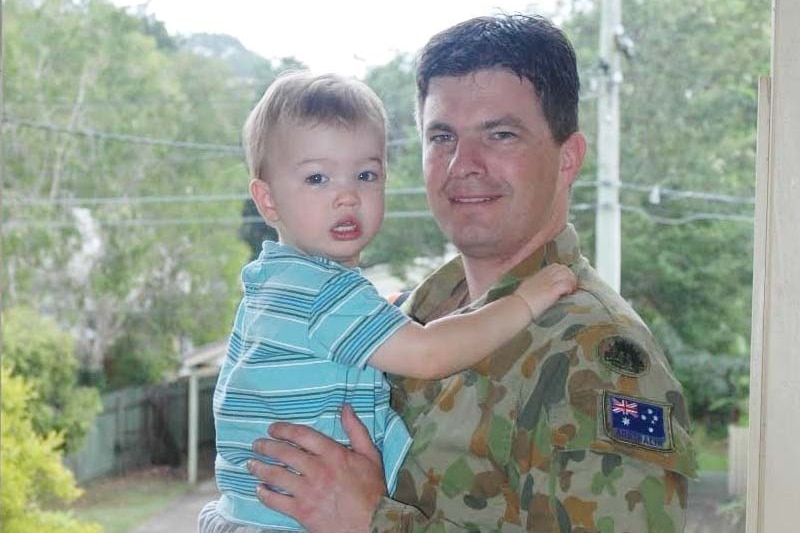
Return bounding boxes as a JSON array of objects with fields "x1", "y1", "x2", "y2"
[{"x1": 595, "y1": 0, "x2": 623, "y2": 292}]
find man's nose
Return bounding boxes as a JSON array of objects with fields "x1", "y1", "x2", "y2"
[{"x1": 448, "y1": 138, "x2": 486, "y2": 179}]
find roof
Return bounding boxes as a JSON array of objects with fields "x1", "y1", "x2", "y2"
[{"x1": 179, "y1": 338, "x2": 227, "y2": 377}]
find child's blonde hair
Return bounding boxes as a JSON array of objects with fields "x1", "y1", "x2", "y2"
[{"x1": 243, "y1": 71, "x2": 388, "y2": 181}]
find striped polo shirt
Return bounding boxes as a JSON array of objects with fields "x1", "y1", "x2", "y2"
[{"x1": 214, "y1": 241, "x2": 412, "y2": 530}]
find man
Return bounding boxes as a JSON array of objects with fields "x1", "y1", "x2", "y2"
[{"x1": 201, "y1": 13, "x2": 696, "y2": 533}]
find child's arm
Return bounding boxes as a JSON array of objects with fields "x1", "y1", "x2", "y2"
[{"x1": 369, "y1": 264, "x2": 576, "y2": 379}]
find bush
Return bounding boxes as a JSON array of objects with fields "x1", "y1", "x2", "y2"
[
  {"x1": 672, "y1": 350, "x2": 749, "y2": 436},
  {"x1": 0, "y1": 366, "x2": 103, "y2": 533},
  {"x1": 2, "y1": 307, "x2": 101, "y2": 453}
]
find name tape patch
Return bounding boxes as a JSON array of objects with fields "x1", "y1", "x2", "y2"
[{"x1": 602, "y1": 391, "x2": 673, "y2": 452}]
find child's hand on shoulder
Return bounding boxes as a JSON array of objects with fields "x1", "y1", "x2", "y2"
[{"x1": 515, "y1": 264, "x2": 577, "y2": 319}]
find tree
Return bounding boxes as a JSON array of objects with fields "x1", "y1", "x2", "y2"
[
  {"x1": 0, "y1": 366, "x2": 103, "y2": 533},
  {"x1": 563, "y1": 0, "x2": 769, "y2": 357},
  {"x1": 562, "y1": 0, "x2": 769, "y2": 425},
  {"x1": 3, "y1": 0, "x2": 252, "y2": 387},
  {"x1": 362, "y1": 55, "x2": 448, "y2": 276}
]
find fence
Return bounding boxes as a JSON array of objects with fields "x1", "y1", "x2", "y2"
[{"x1": 65, "y1": 375, "x2": 217, "y2": 483}]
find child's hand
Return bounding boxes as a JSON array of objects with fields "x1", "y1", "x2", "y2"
[{"x1": 515, "y1": 264, "x2": 577, "y2": 319}]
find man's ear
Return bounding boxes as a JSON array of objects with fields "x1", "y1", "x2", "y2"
[
  {"x1": 558, "y1": 132, "x2": 587, "y2": 188},
  {"x1": 249, "y1": 179, "x2": 280, "y2": 224}
]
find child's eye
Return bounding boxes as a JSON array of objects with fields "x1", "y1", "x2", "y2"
[
  {"x1": 305, "y1": 173, "x2": 328, "y2": 185},
  {"x1": 358, "y1": 171, "x2": 379, "y2": 182}
]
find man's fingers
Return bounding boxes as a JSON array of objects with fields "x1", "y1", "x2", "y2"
[
  {"x1": 248, "y1": 460, "x2": 305, "y2": 495},
  {"x1": 341, "y1": 404, "x2": 381, "y2": 464},
  {"x1": 255, "y1": 484, "x2": 297, "y2": 518},
  {"x1": 252, "y1": 437, "x2": 314, "y2": 475}
]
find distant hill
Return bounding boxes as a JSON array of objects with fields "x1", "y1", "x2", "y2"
[
  {"x1": 179, "y1": 32, "x2": 307, "y2": 82},
  {"x1": 180, "y1": 33, "x2": 273, "y2": 79}
]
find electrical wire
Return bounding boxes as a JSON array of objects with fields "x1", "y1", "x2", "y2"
[
  {"x1": 4, "y1": 201, "x2": 752, "y2": 229},
  {"x1": 5, "y1": 119, "x2": 243, "y2": 153},
  {"x1": 6, "y1": 187, "x2": 427, "y2": 207},
  {"x1": 2, "y1": 118, "x2": 414, "y2": 152},
  {"x1": 3, "y1": 210, "x2": 435, "y2": 229}
]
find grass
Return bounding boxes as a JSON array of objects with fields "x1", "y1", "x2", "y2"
[
  {"x1": 72, "y1": 466, "x2": 192, "y2": 533},
  {"x1": 694, "y1": 425, "x2": 729, "y2": 472}
]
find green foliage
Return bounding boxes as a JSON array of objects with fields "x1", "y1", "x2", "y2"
[
  {"x1": 361, "y1": 55, "x2": 448, "y2": 272},
  {"x1": 1, "y1": 307, "x2": 101, "y2": 454},
  {"x1": 565, "y1": 0, "x2": 769, "y2": 360},
  {"x1": 239, "y1": 199, "x2": 279, "y2": 260},
  {"x1": 0, "y1": 366, "x2": 103, "y2": 533},
  {"x1": 3, "y1": 0, "x2": 253, "y2": 388},
  {"x1": 364, "y1": 54, "x2": 418, "y2": 139},
  {"x1": 1, "y1": 0, "x2": 769, "y2": 400},
  {"x1": 561, "y1": 0, "x2": 769, "y2": 433},
  {"x1": 672, "y1": 350, "x2": 749, "y2": 435}
]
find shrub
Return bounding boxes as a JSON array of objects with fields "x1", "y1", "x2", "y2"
[
  {"x1": 2, "y1": 307, "x2": 101, "y2": 453},
  {"x1": 672, "y1": 350, "x2": 750, "y2": 436},
  {"x1": 0, "y1": 365, "x2": 103, "y2": 533}
]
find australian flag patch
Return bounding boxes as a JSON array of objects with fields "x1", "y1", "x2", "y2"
[{"x1": 602, "y1": 391, "x2": 674, "y2": 451}]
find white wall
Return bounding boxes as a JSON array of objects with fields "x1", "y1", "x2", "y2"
[{"x1": 747, "y1": 1, "x2": 800, "y2": 531}]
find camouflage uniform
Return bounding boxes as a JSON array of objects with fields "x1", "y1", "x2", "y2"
[{"x1": 371, "y1": 224, "x2": 697, "y2": 533}]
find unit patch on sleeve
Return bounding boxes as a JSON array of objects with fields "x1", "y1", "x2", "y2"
[
  {"x1": 597, "y1": 336, "x2": 650, "y2": 376},
  {"x1": 602, "y1": 391, "x2": 674, "y2": 451}
]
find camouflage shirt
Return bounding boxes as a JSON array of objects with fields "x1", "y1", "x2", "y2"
[{"x1": 371, "y1": 224, "x2": 697, "y2": 533}]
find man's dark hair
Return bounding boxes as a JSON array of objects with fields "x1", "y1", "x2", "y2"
[{"x1": 416, "y1": 14, "x2": 580, "y2": 144}]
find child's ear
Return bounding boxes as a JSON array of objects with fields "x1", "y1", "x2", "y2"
[{"x1": 249, "y1": 179, "x2": 280, "y2": 224}]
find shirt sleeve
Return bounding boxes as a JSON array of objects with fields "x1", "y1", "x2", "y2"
[
  {"x1": 510, "y1": 324, "x2": 696, "y2": 532},
  {"x1": 369, "y1": 330, "x2": 696, "y2": 533},
  {"x1": 308, "y1": 269, "x2": 410, "y2": 369}
]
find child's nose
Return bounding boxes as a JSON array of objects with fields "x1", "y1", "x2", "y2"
[{"x1": 334, "y1": 185, "x2": 359, "y2": 207}]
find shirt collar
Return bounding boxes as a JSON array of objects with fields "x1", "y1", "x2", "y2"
[{"x1": 406, "y1": 224, "x2": 582, "y2": 323}]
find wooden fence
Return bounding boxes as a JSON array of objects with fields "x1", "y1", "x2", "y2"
[{"x1": 65, "y1": 376, "x2": 217, "y2": 483}]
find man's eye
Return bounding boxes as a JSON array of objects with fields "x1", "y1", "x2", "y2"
[
  {"x1": 429, "y1": 133, "x2": 454, "y2": 144},
  {"x1": 305, "y1": 173, "x2": 327, "y2": 185},
  {"x1": 492, "y1": 131, "x2": 517, "y2": 140},
  {"x1": 358, "y1": 171, "x2": 379, "y2": 182}
]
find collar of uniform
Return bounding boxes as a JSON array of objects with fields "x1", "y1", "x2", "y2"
[
  {"x1": 406, "y1": 224, "x2": 582, "y2": 323},
  {"x1": 481, "y1": 223, "x2": 582, "y2": 306},
  {"x1": 403, "y1": 255, "x2": 468, "y2": 324}
]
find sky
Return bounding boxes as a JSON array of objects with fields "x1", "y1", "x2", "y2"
[{"x1": 112, "y1": 0, "x2": 560, "y2": 76}]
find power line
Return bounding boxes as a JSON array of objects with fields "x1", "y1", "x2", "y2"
[
  {"x1": 615, "y1": 182, "x2": 755, "y2": 205},
  {"x1": 4, "y1": 210, "x2": 435, "y2": 229},
  {"x1": 4, "y1": 187, "x2": 428, "y2": 207},
  {"x1": 2, "y1": 118, "x2": 415, "y2": 151},
  {"x1": 4, "y1": 201, "x2": 753, "y2": 230},
  {"x1": 573, "y1": 202, "x2": 753, "y2": 225},
  {"x1": 5, "y1": 182, "x2": 754, "y2": 208},
  {"x1": 2, "y1": 120, "x2": 755, "y2": 208},
  {"x1": 618, "y1": 205, "x2": 753, "y2": 225},
  {"x1": 5, "y1": 118, "x2": 243, "y2": 153}
]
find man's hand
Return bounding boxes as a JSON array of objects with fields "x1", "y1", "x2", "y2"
[{"x1": 248, "y1": 404, "x2": 387, "y2": 533}]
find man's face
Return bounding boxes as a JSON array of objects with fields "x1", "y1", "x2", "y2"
[{"x1": 420, "y1": 68, "x2": 583, "y2": 263}]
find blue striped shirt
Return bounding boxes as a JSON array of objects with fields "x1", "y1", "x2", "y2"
[{"x1": 214, "y1": 241, "x2": 412, "y2": 530}]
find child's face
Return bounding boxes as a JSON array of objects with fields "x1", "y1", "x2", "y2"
[{"x1": 251, "y1": 120, "x2": 386, "y2": 267}]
